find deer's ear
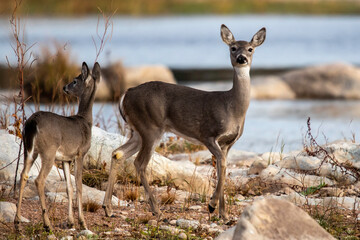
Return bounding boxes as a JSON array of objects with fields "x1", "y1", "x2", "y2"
[
  {"x1": 250, "y1": 27, "x2": 266, "y2": 48},
  {"x1": 81, "y1": 62, "x2": 89, "y2": 80},
  {"x1": 221, "y1": 24, "x2": 235, "y2": 46},
  {"x1": 92, "y1": 62, "x2": 101, "y2": 83}
]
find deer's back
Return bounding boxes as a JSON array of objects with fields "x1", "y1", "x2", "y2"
[{"x1": 25, "y1": 111, "x2": 92, "y2": 157}]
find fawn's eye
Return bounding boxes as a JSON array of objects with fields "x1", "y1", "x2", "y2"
[
  {"x1": 248, "y1": 48, "x2": 253, "y2": 52},
  {"x1": 73, "y1": 80, "x2": 77, "y2": 85},
  {"x1": 231, "y1": 47, "x2": 237, "y2": 52}
]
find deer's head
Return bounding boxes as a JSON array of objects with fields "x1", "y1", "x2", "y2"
[
  {"x1": 63, "y1": 62, "x2": 101, "y2": 98},
  {"x1": 221, "y1": 25, "x2": 266, "y2": 68}
]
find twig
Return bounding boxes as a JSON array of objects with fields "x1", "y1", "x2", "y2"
[
  {"x1": 92, "y1": 7, "x2": 117, "y2": 63},
  {"x1": 7, "y1": 0, "x2": 35, "y2": 197}
]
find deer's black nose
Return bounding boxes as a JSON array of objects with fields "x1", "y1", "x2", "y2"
[
  {"x1": 236, "y1": 55, "x2": 248, "y2": 64},
  {"x1": 63, "y1": 86, "x2": 68, "y2": 94}
]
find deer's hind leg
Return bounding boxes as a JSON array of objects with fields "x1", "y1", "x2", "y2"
[
  {"x1": 35, "y1": 151, "x2": 56, "y2": 231},
  {"x1": 14, "y1": 148, "x2": 38, "y2": 230},
  {"x1": 62, "y1": 161, "x2": 75, "y2": 228},
  {"x1": 103, "y1": 131, "x2": 141, "y2": 217},
  {"x1": 134, "y1": 129, "x2": 162, "y2": 216}
]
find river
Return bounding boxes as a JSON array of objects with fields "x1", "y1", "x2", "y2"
[{"x1": 1, "y1": 15, "x2": 360, "y2": 153}]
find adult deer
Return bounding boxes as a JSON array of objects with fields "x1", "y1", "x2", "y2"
[
  {"x1": 103, "y1": 25, "x2": 266, "y2": 219},
  {"x1": 14, "y1": 62, "x2": 101, "y2": 231}
]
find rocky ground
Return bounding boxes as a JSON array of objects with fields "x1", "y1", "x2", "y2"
[{"x1": 1, "y1": 125, "x2": 360, "y2": 239}]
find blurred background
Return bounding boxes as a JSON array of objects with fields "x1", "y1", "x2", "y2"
[{"x1": 1, "y1": 0, "x2": 360, "y2": 153}]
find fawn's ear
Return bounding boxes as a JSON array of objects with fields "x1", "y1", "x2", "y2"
[
  {"x1": 221, "y1": 24, "x2": 235, "y2": 46},
  {"x1": 92, "y1": 62, "x2": 101, "y2": 83},
  {"x1": 250, "y1": 27, "x2": 266, "y2": 48},
  {"x1": 81, "y1": 62, "x2": 89, "y2": 80}
]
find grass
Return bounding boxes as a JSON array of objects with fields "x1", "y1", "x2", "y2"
[
  {"x1": 1, "y1": 0, "x2": 360, "y2": 16},
  {"x1": 24, "y1": 44, "x2": 79, "y2": 104},
  {"x1": 83, "y1": 199, "x2": 102, "y2": 213},
  {"x1": 156, "y1": 136, "x2": 206, "y2": 157}
]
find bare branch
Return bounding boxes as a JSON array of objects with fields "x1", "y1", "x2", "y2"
[{"x1": 93, "y1": 7, "x2": 117, "y2": 63}]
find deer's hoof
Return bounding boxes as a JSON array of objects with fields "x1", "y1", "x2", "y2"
[
  {"x1": 208, "y1": 204, "x2": 215, "y2": 213},
  {"x1": 102, "y1": 205, "x2": 114, "y2": 217}
]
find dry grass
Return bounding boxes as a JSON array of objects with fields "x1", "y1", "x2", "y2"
[
  {"x1": 83, "y1": 200, "x2": 102, "y2": 213},
  {"x1": 24, "y1": 43, "x2": 78, "y2": 104},
  {"x1": 156, "y1": 136, "x2": 206, "y2": 157},
  {"x1": 124, "y1": 186, "x2": 140, "y2": 202}
]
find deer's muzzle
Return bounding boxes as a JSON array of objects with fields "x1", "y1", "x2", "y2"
[{"x1": 236, "y1": 55, "x2": 248, "y2": 65}]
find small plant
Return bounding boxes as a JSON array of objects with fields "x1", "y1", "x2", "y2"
[
  {"x1": 156, "y1": 136, "x2": 206, "y2": 156},
  {"x1": 83, "y1": 199, "x2": 101, "y2": 213},
  {"x1": 161, "y1": 186, "x2": 176, "y2": 205},
  {"x1": 82, "y1": 162, "x2": 109, "y2": 189},
  {"x1": 124, "y1": 186, "x2": 139, "y2": 201},
  {"x1": 300, "y1": 181, "x2": 327, "y2": 196}
]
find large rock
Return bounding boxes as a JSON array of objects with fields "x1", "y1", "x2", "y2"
[
  {"x1": 251, "y1": 76, "x2": 295, "y2": 99},
  {"x1": 87, "y1": 127, "x2": 212, "y2": 194},
  {"x1": 100, "y1": 63, "x2": 176, "y2": 101},
  {"x1": 282, "y1": 63, "x2": 360, "y2": 99},
  {"x1": 0, "y1": 202, "x2": 29, "y2": 223},
  {"x1": 0, "y1": 131, "x2": 122, "y2": 207},
  {"x1": 231, "y1": 198, "x2": 335, "y2": 240},
  {"x1": 260, "y1": 165, "x2": 334, "y2": 188}
]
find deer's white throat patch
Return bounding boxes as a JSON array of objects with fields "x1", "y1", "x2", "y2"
[{"x1": 234, "y1": 66, "x2": 250, "y2": 79}]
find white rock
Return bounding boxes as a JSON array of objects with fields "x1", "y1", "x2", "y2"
[
  {"x1": 276, "y1": 156, "x2": 321, "y2": 171},
  {"x1": 0, "y1": 202, "x2": 29, "y2": 223},
  {"x1": 178, "y1": 232, "x2": 187, "y2": 239},
  {"x1": 214, "y1": 226, "x2": 235, "y2": 240},
  {"x1": 260, "y1": 165, "x2": 334, "y2": 188},
  {"x1": 60, "y1": 236, "x2": 73, "y2": 240},
  {"x1": 261, "y1": 152, "x2": 287, "y2": 164},
  {"x1": 251, "y1": 76, "x2": 295, "y2": 100},
  {"x1": 78, "y1": 229, "x2": 95, "y2": 237},
  {"x1": 176, "y1": 219, "x2": 200, "y2": 230},
  {"x1": 248, "y1": 159, "x2": 268, "y2": 175},
  {"x1": 189, "y1": 205, "x2": 202, "y2": 210},
  {"x1": 159, "y1": 225, "x2": 179, "y2": 234},
  {"x1": 232, "y1": 198, "x2": 335, "y2": 240}
]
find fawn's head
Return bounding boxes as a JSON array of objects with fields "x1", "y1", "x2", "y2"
[
  {"x1": 221, "y1": 25, "x2": 266, "y2": 68},
  {"x1": 63, "y1": 62, "x2": 101, "y2": 98}
]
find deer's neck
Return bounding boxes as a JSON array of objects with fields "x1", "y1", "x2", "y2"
[
  {"x1": 77, "y1": 84, "x2": 96, "y2": 125},
  {"x1": 231, "y1": 66, "x2": 251, "y2": 112}
]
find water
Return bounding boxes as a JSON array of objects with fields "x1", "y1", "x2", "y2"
[
  {"x1": 1, "y1": 15, "x2": 360, "y2": 68},
  {"x1": 1, "y1": 15, "x2": 360, "y2": 153},
  {"x1": 2, "y1": 99, "x2": 359, "y2": 154}
]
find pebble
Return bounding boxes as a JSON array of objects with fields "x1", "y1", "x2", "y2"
[
  {"x1": 189, "y1": 205, "x2": 202, "y2": 210},
  {"x1": 176, "y1": 219, "x2": 200, "y2": 230},
  {"x1": 77, "y1": 229, "x2": 95, "y2": 237},
  {"x1": 159, "y1": 225, "x2": 179, "y2": 234},
  {"x1": 47, "y1": 235, "x2": 57, "y2": 240},
  {"x1": 178, "y1": 232, "x2": 187, "y2": 239},
  {"x1": 209, "y1": 223, "x2": 218, "y2": 228},
  {"x1": 60, "y1": 237, "x2": 73, "y2": 240},
  {"x1": 148, "y1": 219, "x2": 157, "y2": 226},
  {"x1": 170, "y1": 219, "x2": 177, "y2": 225},
  {"x1": 123, "y1": 231, "x2": 132, "y2": 237}
]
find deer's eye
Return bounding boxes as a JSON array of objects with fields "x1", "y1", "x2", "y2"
[
  {"x1": 231, "y1": 47, "x2": 237, "y2": 52},
  {"x1": 73, "y1": 80, "x2": 77, "y2": 85},
  {"x1": 248, "y1": 48, "x2": 253, "y2": 52}
]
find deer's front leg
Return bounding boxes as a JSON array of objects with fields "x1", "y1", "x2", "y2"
[
  {"x1": 75, "y1": 155, "x2": 87, "y2": 230},
  {"x1": 206, "y1": 139, "x2": 228, "y2": 219},
  {"x1": 63, "y1": 161, "x2": 75, "y2": 228}
]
